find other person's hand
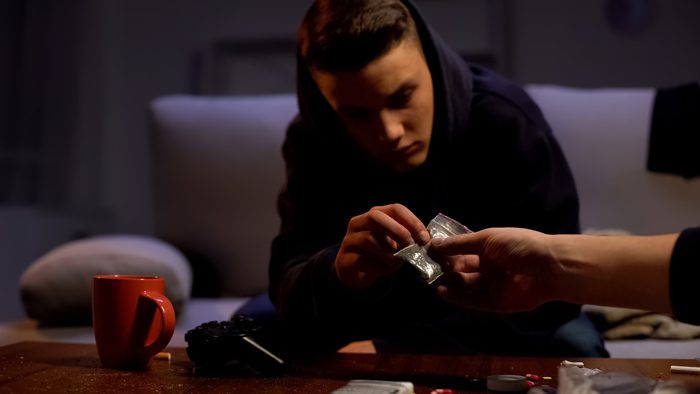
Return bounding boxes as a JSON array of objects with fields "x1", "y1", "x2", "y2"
[
  {"x1": 429, "y1": 227, "x2": 560, "y2": 312},
  {"x1": 335, "y1": 204, "x2": 430, "y2": 289}
]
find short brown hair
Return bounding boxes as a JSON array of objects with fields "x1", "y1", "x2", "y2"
[{"x1": 298, "y1": 0, "x2": 419, "y2": 72}]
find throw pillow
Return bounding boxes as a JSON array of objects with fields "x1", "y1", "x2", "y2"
[{"x1": 19, "y1": 235, "x2": 192, "y2": 326}]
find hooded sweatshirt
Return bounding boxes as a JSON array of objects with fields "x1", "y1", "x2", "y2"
[
  {"x1": 670, "y1": 227, "x2": 700, "y2": 325},
  {"x1": 268, "y1": 1, "x2": 599, "y2": 356}
]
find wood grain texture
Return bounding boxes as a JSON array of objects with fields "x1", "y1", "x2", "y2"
[{"x1": 1, "y1": 341, "x2": 699, "y2": 393}]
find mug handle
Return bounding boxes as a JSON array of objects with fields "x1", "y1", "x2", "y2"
[{"x1": 139, "y1": 291, "x2": 176, "y2": 357}]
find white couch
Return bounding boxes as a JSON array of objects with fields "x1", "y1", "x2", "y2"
[
  {"x1": 5, "y1": 86, "x2": 700, "y2": 358},
  {"x1": 526, "y1": 85, "x2": 700, "y2": 235}
]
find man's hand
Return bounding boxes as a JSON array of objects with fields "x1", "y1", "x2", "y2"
[
  {"x1": 429, "y1": 227, "x2": 560, "y2": 312},
  {"x1": 335, "y1": 204, "x2": 430, "y2": 289}
]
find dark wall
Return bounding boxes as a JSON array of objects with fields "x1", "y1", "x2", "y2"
[{"x1": 510, "y1": 0, "x2": 700, "y2": 87}]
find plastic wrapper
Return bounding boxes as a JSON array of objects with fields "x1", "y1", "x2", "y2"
[
  {"x1": 530, "y1": 364, "x2": 700, "y2": 394},
  {"x1": 554, "y1": 364, "x2": 699, "y2": 394},
  {"x1": 394, "y1": 213, "x2": 472, "y2": 284}
]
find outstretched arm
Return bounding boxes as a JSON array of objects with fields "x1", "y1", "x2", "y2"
[{"x1": 430, "y1": 228, "x2": 676, "y2": 315}]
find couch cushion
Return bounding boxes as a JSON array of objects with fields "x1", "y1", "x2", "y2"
[
  {"x1": 19, "y1": 235, "x2": 192, "y2": 326},
  {"x1": 526, "y1": 85, "x2": 700, "y2": 235},
  {"x1": 150, "y1": 94, "x2": 297, "y2": 296}
]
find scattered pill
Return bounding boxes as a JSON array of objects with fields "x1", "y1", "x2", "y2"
[
  {"x1": 670, "y1": 365, "x2": 700, "y2": 374},
  {"x1": 154, "y1": 352, "x2": 172, "y2": 361},
  {"x1": 560, "y1": 360, "x2": 584, "y2": 367}
]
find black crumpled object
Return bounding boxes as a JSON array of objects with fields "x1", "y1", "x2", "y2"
[{"x1": 647, "y1": 82, "x2": 700, "y2": 179}]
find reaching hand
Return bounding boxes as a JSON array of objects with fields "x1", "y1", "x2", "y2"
[
  {"x1": 335, "y1": 204, "x2": 431, "y2": 289},
  {"x1": 429, "y1": 227, "x2": 561, "y2": 312}
]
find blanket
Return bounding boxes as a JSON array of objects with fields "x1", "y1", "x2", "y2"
[{"x1": 583, "y1": 305, "x2": 700, "y2": 340}]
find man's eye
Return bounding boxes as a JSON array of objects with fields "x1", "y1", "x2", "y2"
[{"x1": 387, "y1": 90, "x2": 413, "y2": 109}]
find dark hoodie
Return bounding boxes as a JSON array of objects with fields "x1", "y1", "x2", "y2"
[
  {"x1": 670, "y1": 226, "x2": 700, "y2": 325},
  {"x1": 268, "y1": 1, "x2": 606, "y2": 356}
]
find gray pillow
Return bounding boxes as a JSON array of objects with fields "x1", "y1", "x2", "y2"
[{"x1": 19, "y1": 235, "x2": 192, "y2": 326}]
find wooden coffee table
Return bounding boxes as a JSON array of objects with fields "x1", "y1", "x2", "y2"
[{"x1": 1, "y1": 341, "x2": 699, "y2": 393}]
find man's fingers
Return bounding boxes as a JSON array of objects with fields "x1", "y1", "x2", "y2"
[
  {"x1": 370, "y1": 204, "x2": 430, "y2": 245},
  {"x1": 435, "y1": 272, "x2": 490, "y2": 311},
  {"x1": 440, "y1": 271, "x2": 482, "y2": 287},
  {"x1": 430, "y1": 232, "x2": 486, "y2": 255},
  {"x1": 342, "y1": 231, "x2": 403, "y2": 269},
  {"x1": 348, "y1": 208, "x2": 411, "y2": 247},
  {"x1": 449, "y1": 254, "x2": 480, "y2": 272}
]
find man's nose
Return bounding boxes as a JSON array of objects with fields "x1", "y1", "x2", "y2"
[{"x1": 377, "y1": 110, "x2": 404, "y2": 143}]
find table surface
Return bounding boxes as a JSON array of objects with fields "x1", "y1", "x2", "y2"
[{"x1": 2, "y1": 341, "x2": 700, "y2": 393}]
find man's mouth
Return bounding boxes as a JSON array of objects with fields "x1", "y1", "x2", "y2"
[{"x1": 392, "y1": 142, "x2": 419, "y2": 156}]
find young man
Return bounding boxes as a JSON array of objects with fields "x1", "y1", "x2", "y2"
[
  {"x1": 268, "y1": 0, "x2": 607, "y2": 356},
  {"x1": 429, "y1": 226, "x2": 700, "y2": 325}
]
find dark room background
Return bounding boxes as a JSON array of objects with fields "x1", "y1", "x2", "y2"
[{"x1": 1, "y1": 0, "x2": 699, "y2": 321}]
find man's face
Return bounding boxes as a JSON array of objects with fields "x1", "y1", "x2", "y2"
[{"x1": 311, "y1": 39, "x2": 434, "y2": 173}]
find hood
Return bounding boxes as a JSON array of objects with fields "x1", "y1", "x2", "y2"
[{"x1": 295, "y1": 0, "x2": 474, "y2": 165}]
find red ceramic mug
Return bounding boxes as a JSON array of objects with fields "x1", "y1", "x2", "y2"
[{"x1": 92, "y1": 275, "x2": 176, "y2": 369}]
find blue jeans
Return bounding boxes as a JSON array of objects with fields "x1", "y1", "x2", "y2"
[{"x1": 235, "y1": 295, "x2": 609, "y2": 357}]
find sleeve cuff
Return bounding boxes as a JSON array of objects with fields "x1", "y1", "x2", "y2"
[{"x1": 669, "y1": 227, "x2": 700, "y2": 324}]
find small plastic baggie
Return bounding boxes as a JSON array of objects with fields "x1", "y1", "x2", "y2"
[{"x1": 394, "y1": 213, "x2": 472, "y2": 284}]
